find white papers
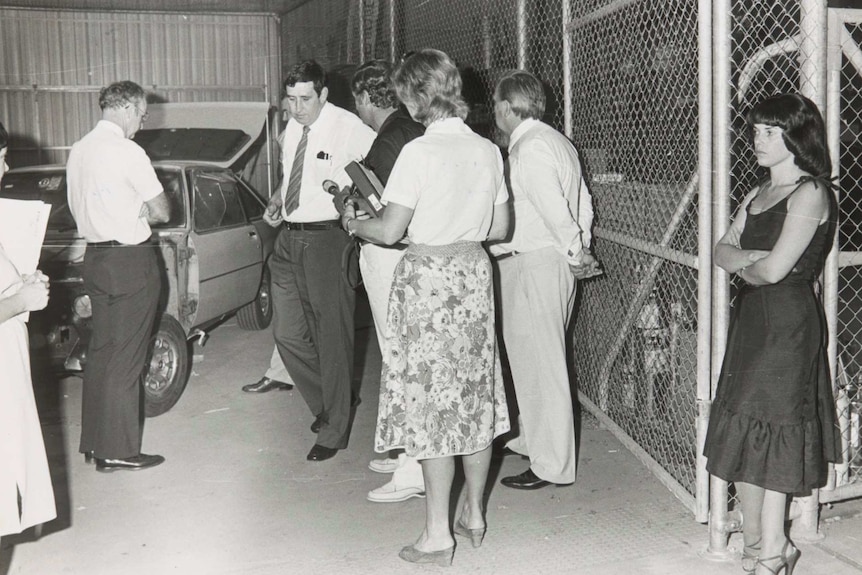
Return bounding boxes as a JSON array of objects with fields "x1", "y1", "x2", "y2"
[{"x1": 0, "y1": 198, "x2": 51, "y2": 275}]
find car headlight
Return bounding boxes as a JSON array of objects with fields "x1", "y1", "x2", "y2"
[{"x1": 73, "y1": 295, "x2": 92, "y2": 319}]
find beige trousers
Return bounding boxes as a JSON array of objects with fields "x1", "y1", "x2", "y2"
[{"x1": 499, "y1": 246, "x2": 577, "y2": 484}]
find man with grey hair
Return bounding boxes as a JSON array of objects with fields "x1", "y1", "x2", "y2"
[
  {"x1": 491, "y1": 69, "x2": 600, "y2": 490},
  {"x1": 67, "y1": 80, "x2": 170, "y2": 472}
]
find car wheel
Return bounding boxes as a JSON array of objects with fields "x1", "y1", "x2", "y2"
[
  {"x1": 144, "y1": 314, "x2": 190, "y2": 417},
  {"x1": 237, "y1": 266, "x2": 273, "y2": 331}
]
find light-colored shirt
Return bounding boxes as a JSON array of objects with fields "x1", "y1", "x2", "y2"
[
  {"x1": 491, "y1": 118, "x2": 594, "y2": 264},
  {"x1": 67, "y1": 120, "x2": 164, "y2": 245},
  {"x1": 382, "y1": 117, "x2": 507, "y2": 246},
  {"x1": 279, "y1": 102, "x2": 376, "y2": 222}
]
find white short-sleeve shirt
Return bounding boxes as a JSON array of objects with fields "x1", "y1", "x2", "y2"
[
  {"x1": 67, "y1": 121, "x2": 163, "y2": 245},
  {"x1": 381, "y1": 117, "x2": 507, "y2": 245}
]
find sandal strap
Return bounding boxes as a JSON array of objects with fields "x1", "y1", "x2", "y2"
[
  {"x1": 743, "y1": 537, "x2": 762, "y2": 555},
  {"x1": 742, "y1": 536, "x2": 762, "y2": 572},
  {"x1": 756, "y1": 541, "x2": 793, "y2": 574}
]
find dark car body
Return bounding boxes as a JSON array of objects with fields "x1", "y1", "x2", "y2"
[{"x1": 0, "y1": 102, "x2": 277, "y2": 415}]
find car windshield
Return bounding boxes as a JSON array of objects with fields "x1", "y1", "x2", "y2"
[{"x1": 0, "y1": 168, "x2": 185, "y2": 231}]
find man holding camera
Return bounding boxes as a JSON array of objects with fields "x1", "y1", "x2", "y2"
[{"x1": 341, "y1": 60, "x2": 426, "y2": 502}]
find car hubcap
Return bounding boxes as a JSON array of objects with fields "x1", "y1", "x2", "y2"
[
  {"x1": 146, "y1": 334, "x2": 178, "y2": 394},
  {"x1": 258, "y1": 283, "x2": 271, "y2": 316}
]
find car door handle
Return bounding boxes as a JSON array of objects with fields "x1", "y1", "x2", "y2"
[{"x1": 248, "y1": 231, "x2": 258, "y2": 239}]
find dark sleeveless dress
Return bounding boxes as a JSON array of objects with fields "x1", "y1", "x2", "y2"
[{"x1": 704, "y1": 182, "x2": 839, "y2": 494}]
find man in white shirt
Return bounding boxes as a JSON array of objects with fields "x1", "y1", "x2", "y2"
[
  {"x1": 491, "y1": 70, "x2": 600, "y2": 489},
  {"x1": 67, "y1": 80, "x2": 170, "y2": 473},
  {"x1": 263, "y1": 61, "x2": 376, "y2": 462}
]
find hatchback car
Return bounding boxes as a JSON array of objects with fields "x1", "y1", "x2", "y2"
[{"x1": 0, "y1": 102, "x2": 277, "y2": 416}]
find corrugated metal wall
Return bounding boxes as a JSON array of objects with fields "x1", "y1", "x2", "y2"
[{"x1": 0, "y1": 7, "x2": 281, "y2": 179}]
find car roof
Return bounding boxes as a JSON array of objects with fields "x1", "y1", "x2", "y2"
[{"x1": 134, "y1": 102, "x2": 272, "y2": 169}]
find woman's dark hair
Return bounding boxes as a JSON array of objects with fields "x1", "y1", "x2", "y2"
[
  {"x1": 748, "y1": 93, "x2": 831, "y2": 177},
  {"x1": 392, "y1": 49, "x2": 469, "y2": 126},
  {"x1": 0, "y1": 121, "x2": 7, "y2": 150}
]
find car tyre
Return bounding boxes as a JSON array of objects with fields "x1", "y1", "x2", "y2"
[
  {"x1": 144, "y1": 313, "x2": 191, "y2": 417},
  {"x1": 237, "y1": 266, "x2": 273, "y2": 331}
]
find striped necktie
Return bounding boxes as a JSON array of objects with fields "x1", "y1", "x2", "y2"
[{"x1": 283, "y1": 125, "x2": 310, "y2": 217}]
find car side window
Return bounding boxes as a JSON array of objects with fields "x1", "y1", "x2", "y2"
[
  {"x1": 153, "y1": 170, "x2": 185, "y2": 228},
  {"x1": 236, "y1": 179, "x2": 266, "y2": 220},
  {"x1": 192, "y1": 171, "x2": 247, "y2": 232}
]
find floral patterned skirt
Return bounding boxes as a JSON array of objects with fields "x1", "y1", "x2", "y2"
[{"x1": 374, "y1": 241, "x2": 510, "y2": 459}]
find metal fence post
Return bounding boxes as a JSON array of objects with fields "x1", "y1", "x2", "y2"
[
  {"x1": 706, "y1": 0, "x2": 734, "y2": 557},
  {"x1": 794, "y1": 0, "x2": 830, "y2": 542},
  {"x1": 695, "y1": 0, "x2": 713, "y2": 526}
]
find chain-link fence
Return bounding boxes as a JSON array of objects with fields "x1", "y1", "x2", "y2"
[
  {"x1": 281, "y1": 0, "x2": 706, "y2": 514},
  {"x1": 281, "y1": 0, "x2": 564, "y2": 143},
  {"x1": 565, "y1": 0, "x2": 702, "y2": 515},
  {"x1": 280, "y1": 0, "x2": 862, "y2": 539}
]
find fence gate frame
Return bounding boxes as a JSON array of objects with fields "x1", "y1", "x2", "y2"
[{"x1": 561, "y1": 0, "x2": 710, "y2": 526}]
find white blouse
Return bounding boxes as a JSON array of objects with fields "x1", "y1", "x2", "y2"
[{"x1": 381, "y1": 117, "x2": 507, "y2": 246}]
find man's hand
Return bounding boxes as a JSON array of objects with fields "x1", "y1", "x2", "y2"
[
  {"x1": 340, "y1": 201, "x2": 357, "y2": 232},
  {"x1": 264, "y1": 196, "x2": 283, "y2": 228},
  {"x1": 17, "y1": 272, "x2": 50, "y2": 312},
  {"x1": 570, "y1": 250, "x2": 603, "y2": 280},
  {"x1": 332, "y1": 186, "x2": 352, "y2": 217}
]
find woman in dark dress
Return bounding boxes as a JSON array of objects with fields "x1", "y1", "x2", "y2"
[{"x1": 704, "y1": 94, "x2": 838, "y2": 575}]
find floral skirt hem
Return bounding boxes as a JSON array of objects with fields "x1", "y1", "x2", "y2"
[{"x1": 374, "y1": 242, "x2": 510, "y2": 460}]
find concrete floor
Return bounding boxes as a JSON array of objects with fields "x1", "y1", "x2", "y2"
[{"x1": 3, "y1": 295, "x2": 862, "y2": 575}]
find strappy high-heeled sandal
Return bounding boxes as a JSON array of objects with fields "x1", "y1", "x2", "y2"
[
  {"x1": 741, "y1": 537, "x2": 761, "y2": 574},
  {"x1": 757, "y1": 540, "x2": 800, "y2": 575}
]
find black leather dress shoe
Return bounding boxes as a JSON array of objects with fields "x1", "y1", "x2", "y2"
[
  {"x1": 306, "y1": 444, "x2": 338, "y2": 462},
  {"x1": 242, "y1": 376, "x2": 293, "y2": 393},
  {"x1": 96, "y1": 453, "x2": 165, "y2": 473},
  {"x1": 83, "y1": 450, "x2": 95, "y2": 464},
  {"x1": 500, "y1": 468, "x2": 552, "y2": 490},
  {"x1": 310, "y1": 414, "x2": 325, "y2": 433}
]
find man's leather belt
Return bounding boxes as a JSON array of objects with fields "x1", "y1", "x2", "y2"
[
  {"x1": 87, "y1": 240, "x2": 123, "y2": 247},
  {"x1": 282, "y1": 219, "x2": 341, "y2": 231},
  {"x1": 495, "y1": 251, "x2": 520, "y2": 261},
  {"x1": 87, "y1": 239, "x2": 154, "y2": 247}
]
